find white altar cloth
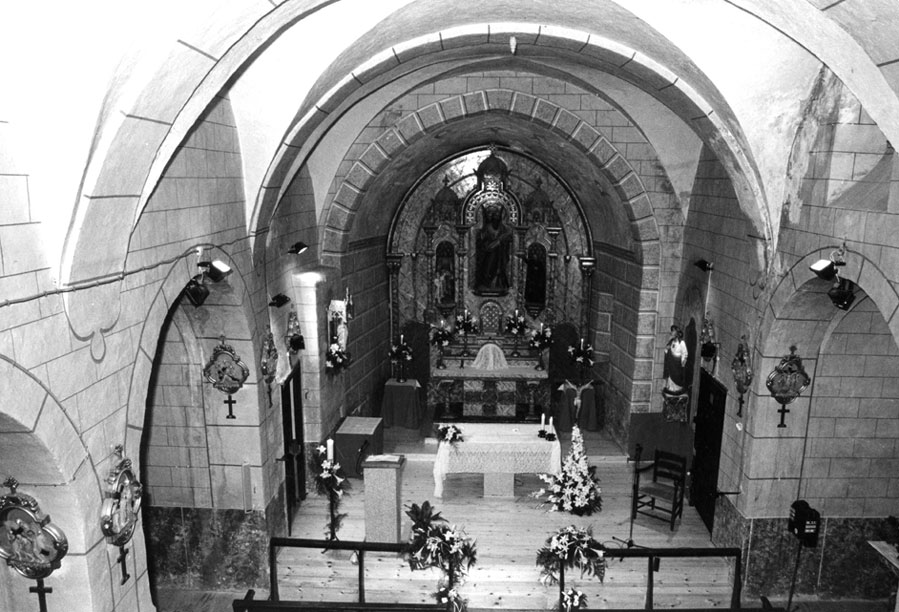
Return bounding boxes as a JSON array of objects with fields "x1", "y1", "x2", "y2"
[{"x1": 432, "y1": 423, "x2": 561, "y2": 497}]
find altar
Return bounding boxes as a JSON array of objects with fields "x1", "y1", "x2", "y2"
[
  {"x1": 428, "y1": 340, "x2": 549, "y2": 421},
  {"x1": 432, "y1": 422, "x2": 561, "y2": 497}
]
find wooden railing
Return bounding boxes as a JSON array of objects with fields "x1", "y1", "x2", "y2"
[{"x1": 231, "y1": 537, "x2": 783, "y2": 612}]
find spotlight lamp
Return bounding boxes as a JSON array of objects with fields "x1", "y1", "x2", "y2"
[
  {"x1": 695, "y1": 259, "x2": 714, "y2": 272},
  {"x1": 269, "y1": 293, "x2": 291, "y2": 308},
  {"x1": 828, "y1": 278, "x2": 856, "y2": 310},
  {"x1": 809, "y1": 243, "x2": 847, "y2": 281},
  {"x1": 199, "y1": 260, "x2": 232, "y2": 283},
  {"x1": 287, "y1": 242, "x2": 308, "y2": 255}
]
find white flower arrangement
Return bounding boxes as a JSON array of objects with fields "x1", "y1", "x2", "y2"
[{"x1": 533, "y1": 426, "x2": 602, "y2": 516}]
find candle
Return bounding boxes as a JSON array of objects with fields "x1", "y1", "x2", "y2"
[
  {"x1": 400, "y1": 334, "x2": 404, "y2": 344},
  {"x1": 440, "y1": 319, "x2": 445, "y2": 328},
  {"x1": 326, "y1": 438, "x2": 334, "y2": 461},
  {"x1": 541, "y1": 413, "x2": 545, "y2": 428},
  {"x1": 548, "y1": 416, "x2": 554, "y2": 430},
  {"x1": 515, "y1": 309, "x2": 519, "y2": 317},
  {"x1": 580, "y1": 338, "x2": 584, "y2": 350},
  {"x1": 540, "y1": 322, "x2": 544, "y2": 331}
]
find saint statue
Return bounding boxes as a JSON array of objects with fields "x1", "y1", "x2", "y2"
[
  {"x1": 474, "y1": 205, "x2": 513, "y2": 295},
  {"x1": 663, "y1": 325, "x2": 688, "y2": 394}
]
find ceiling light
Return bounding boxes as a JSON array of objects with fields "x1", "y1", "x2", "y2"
[{"x1": 288, "y1": 242, "x2": 308, "y2": 255}]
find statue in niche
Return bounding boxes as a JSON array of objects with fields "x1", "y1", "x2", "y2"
[
  {"x1": 474, "y1": 204, "x2": 513, "y2": 295},
  {"x1": 435, "y1": 241, "x2": 456, "y2": 304},
  {"x1": 524, "y1": 242, "x2": 547, "y2": 308},
  {"x1": 663, "y1": 325, "x2": 688, "y2": 394}
]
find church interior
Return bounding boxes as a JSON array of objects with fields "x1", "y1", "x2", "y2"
[{"x1": 2, "y1": 1, "x2": 899, "y2": 611}]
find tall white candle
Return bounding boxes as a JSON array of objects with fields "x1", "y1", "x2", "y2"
[
  {"x1": 540, "y1": 322, "x2": 544, "y2": 331},
  {"x1": 548, "y1": 416, "x2": 554, "y2": 430},
  {"x1": 326, "y1": 438, "x2": 334, "y2": 461},
  {"x1": 580, "y1": 338, "x2": 584, "y2": 349},
  {"x1": 541, "y1": 413, "x2": 546, "y2": 428},
  {"x1": 400, "y1": 334, "x2": 404, "y2": 344}
]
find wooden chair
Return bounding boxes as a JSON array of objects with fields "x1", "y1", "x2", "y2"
[{"x1": 632, "y1": 449, "x2": 687, "y2": 531}]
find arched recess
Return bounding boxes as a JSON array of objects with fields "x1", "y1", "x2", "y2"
[
  {"x1": 742, "y1": 247, "x2": 899, "y2": 518},
  {"x1": 0, "y1": 357, "x2": 100, "y2": 612},
  {"x1": 124, "y1": 247, "x2": 273, "y2": 596}
]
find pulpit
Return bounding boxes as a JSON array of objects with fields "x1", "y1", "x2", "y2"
[{"x1": 381, "y1": 378, "x2": 423, "y2": 428}]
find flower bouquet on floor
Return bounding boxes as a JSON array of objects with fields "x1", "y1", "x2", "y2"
[
  {"x1": 405, "y1": 501, "x2": 478, "y2": 611},
  {"x1": 560, "y1": 587, "x2": 588, "y2": 611},
  {"x1": 536, "y1": 524, "x2": 606, "y2": 586},
  {"x1": 388, "y1": 335, "x2": 413, "y2": 382},
  {"x1": 528, "y1": 325, "x2": 552, "y2": 370},
  {"x1": 309, "y1": 444, "x2": 350, "y2": 540},
  {"x1": 532, "y1": 426, "x2": 602, "y2": 516},
  {"x1": 436, "y1": 424, "x2": 464, "y2": 446}
]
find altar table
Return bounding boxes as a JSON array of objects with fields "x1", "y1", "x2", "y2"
[
  {"x1": 381, "y1": 378, "x2": 422, "y2": 428},
  {"x1": 432, "y1": 422, "x2": 561, "y2": 498}
]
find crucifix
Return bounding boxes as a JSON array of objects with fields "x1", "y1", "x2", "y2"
[
  {"x1": 29, "y1": 579, "x2": 52, "y2": 612},
  {"x1": 777, "y1": 403, "x2": 790, "y2": 428},
  {"x1": 224, "y1": 394, "x2": 237, "y2": 419},
  {"x1": 117, "y1": 545, "x2": 131, "y2": 584}
]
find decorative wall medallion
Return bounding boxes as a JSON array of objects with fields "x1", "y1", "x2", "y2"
[
  {"x1": 100, "y1": 446, "x2": 143, "y2": 547},
  {"x1": 0, "y1": 477, "x2": 68, "y2": 579},
  {"x1": 203, "y1": 336, "x2": 250, "y2": 394},
  {"x1": 765, "y1": 345, "x2": 810, "y2": 428}
]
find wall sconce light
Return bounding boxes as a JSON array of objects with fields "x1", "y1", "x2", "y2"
[
  {"x1": 563, "y1": 254, "x2": 572, "y2": 263},
  {"x1": 199, "y1": 260, "x2": 232, "y2": 283},
  {"x1": 269, "y1": 294, "x2": 290, "y2": 308},
  {"x1": 286, "y1": 311, "x2": 305, "y2": 353},
  {"x1": 765, "y1": 345, "x2": 810, "y2": 428},
  {"x1": 184, "y1": 277, "x2": 209, "y2": 307},
  {"x1": 731, "y1": 335, "x2": 753, "y2": 417},
  {"x1": 287, "y1": 242, "x2": 308, "y2": 255},
  {"x1": 695, "y1": 259, "x2": 714, "y2": 272}
]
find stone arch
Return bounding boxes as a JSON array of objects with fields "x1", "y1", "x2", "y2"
[
  {"x1": 320, "y1": 90, "x2": 659, "y2": 263},
  {"x1": 0, "y1": 357, "x2": 99, "y2": 611}
]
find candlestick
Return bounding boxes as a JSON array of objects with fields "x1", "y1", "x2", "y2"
[{"x1": 326, "y1": 438, "x2": 334, "y2": 461}]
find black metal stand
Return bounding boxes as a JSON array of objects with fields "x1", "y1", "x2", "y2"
[
  {"x1": 29, "y1": 579, "x2": 51, "y2": 612},
  {"x1": 786, "y1": 539, "x2": 803, "y2": 611}
]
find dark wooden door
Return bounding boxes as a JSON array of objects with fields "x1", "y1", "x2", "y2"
[
  {"x1": 280, "y1": 364, "x2": 305, "y2": 534},
  {"x1": 691, "y1": 369, "x2": 726, "y2": 534}
]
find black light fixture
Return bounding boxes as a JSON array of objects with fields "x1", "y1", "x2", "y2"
[
  {"x1": 695, "y1": 259, "x2": 714, "y2": 272},
  {"x1": 269, "y1": 293, "x2": 290, "y2": 308},
  {"x1": 828, "y1": 278, "x2": 856, "y2": 310},
  {"x1": 287, "y1": 242, "x2": 308, "y2": 255},
  {"x1": 199, "y1": 260, "x2": 232, "y2": 283},
  {"x1": 184, "y1": 277, "x2": 209, "y2": 307}
]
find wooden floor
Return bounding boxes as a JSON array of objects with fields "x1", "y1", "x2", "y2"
[
  {"x1": 153, "y1": 426, "x2": 889, "y2": 611},
  {"x1": 275, "y1": 426, "x2": 740, "y2": 610}
]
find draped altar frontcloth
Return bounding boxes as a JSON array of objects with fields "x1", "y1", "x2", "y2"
[
  {"x1": 432, "y1": 423, "x2": 561, "y2": 497},
  {"x1": 471, "y1": 342, "x2": 508, "y2": 370}
]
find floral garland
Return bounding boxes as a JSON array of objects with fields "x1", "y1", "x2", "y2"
[
  {"x1": 560, "y1": 587, "x2": 587, "y2": 611},
  {"x1": 388, "y1": 337, "x2": 413, "y2": 362},
  {"x1": 505, "y1": 310, "x2": 528, "y2": 336},
  {"x1": 436, "y1": 424, "x2": 464, "y2": 445},
  {"x1": 406, "y1": 501, "x2": 477, "y2": 610},
  {"x1": 431, "y1": 326, "x2": 455, "y2": 347},
  {"x1": 567, "y1": 340, "x2": 594, "y2": 367},
  {"x1": 529, "y1": 326, "x2": 552, "y2": 350},
  {"x1": 455, "y1": 309, "x2": 478, "y2": 335},
  {"x1": 536, "y1": 524, "x2": 606, "y2": 586},
  {"x1": 533, "y1": 426, "x2": 602, "y2": 516},
  {"x1": 325, "y1": 340, "x2": 351, "y2": 372},
  {"x1": 309, "y1": 445, "x2": 349, "y2": 539}
]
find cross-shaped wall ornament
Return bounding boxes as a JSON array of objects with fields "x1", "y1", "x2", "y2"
[
  {"x1": 29, "y1": 578, "x2": 52, "y2": 612},
  {"x1": 224, "y1": 394, "x2": 237, "y2": 419}
]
